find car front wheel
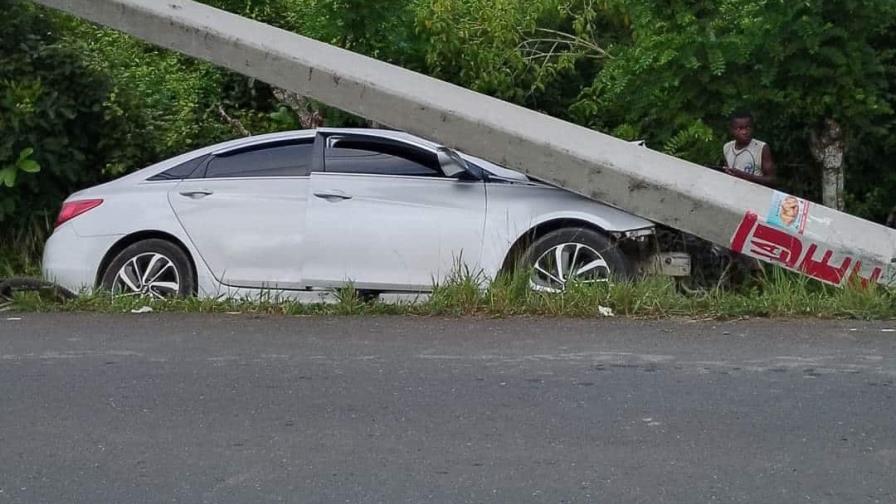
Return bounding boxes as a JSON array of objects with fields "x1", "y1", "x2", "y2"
[
  {"x1": 518, "y1": 227, "x2": 633, "y2": 292},
  {"x1": 100, "y1": 239, "x2": 195, "y2": 298}
]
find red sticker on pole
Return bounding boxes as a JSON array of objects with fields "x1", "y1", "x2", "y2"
[{"x1": 731, "y1": 211, "x2": 883, "y2": 287}]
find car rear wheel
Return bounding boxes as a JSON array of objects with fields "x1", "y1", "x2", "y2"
[
  {"x1": 518, "y1": 227, "x2": 634, "y2": 292},
  {"x1": 100, "y1": 239, "x2": 195, "y2": 298}
]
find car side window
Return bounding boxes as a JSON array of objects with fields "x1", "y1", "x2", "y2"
[
  {"x1": 147, "y1": 155, "x2": 208, "y2": 181},
  {"x1": 204, "y1": 140, "x2": 314, "y2": 179},
  {"x1": 325, "y1": 139, "x2": 442, "y2": 177}
]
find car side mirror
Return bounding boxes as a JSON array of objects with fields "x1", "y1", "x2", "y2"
[{"x1": 437, "y1": 148, "x2": 474, "y2": 178}]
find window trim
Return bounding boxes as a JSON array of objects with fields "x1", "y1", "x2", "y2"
[{"x1": 210, "y1": 134, "x2": 316, "y2": 156}]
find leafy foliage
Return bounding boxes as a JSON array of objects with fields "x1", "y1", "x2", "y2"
[
  {"x1": 0, "y1": 148, "x2": 40, "y2": 188},
  {"x1": 0, "y1": 1, "x2": 131, "y2": 224},
  {"x1": 417, "y1": 0, "x2": 586, "y2": 111},
  {"x1": 566, "y1": 0, "x2": 895, "y2": 203}
]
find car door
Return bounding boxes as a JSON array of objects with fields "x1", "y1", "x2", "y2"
[
  {"x1": 302, "y1": 133, "x2": 487, "y2": 291},
  {"x1": 168, "y1": 137, "x2": 314, "y2": 289}
]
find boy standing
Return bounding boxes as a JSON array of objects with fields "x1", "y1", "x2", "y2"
[{"x1": 723, "y1": 111, "x2": 777, "y2": 187}]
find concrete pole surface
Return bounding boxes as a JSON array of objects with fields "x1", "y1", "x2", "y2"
[{"x1": 32, "y1": 0, "x2": 896, "y2": 286}]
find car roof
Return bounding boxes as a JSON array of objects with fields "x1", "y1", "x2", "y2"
[
  {"x1": 204, "y1": 128, "x2": 443, "y2": 155},
  {"x1": 114, "y1": 128, "x2": 528, "y2": 183}
]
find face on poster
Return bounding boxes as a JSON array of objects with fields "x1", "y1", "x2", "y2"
[{"x1": 766, "y1": 191, "x2": 809, "y2": 234}]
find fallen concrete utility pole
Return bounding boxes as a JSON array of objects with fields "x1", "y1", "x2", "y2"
[{"x1": 32, "y1": 0, "x2": 896, "y2": 287}]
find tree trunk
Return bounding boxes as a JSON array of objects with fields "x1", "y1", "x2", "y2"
[
  {"x1": 216, "y1": 104, "x2": 251, "y2": 137},
  {"x1": 271, "y1": 87, "x2": 325, "y2": 128},
  {"x1": 810, "y1": 119, "x2": 846, "y2": 210},
  {"x1": 821, "y1": 163, "x2": 844, "y2": 210}
]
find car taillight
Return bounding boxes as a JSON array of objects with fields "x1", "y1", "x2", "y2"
[{"x1": 55, "y1": 199, "x2": 103, "y2": 228}]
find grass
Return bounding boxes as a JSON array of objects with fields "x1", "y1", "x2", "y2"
[
  {"x1": 3, "y1": 230, "x2": 894, "y2": 319},
  {"x1": 6, "y1": 265, "x2": 896, "y2": 320},
  {"x1": 0, "y1": 227, "x2": 45, "y2": 279}
]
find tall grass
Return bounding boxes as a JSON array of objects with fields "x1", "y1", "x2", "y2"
[
  {"x1": 4, "y1": 233, "x2": 893, "y2": 319},
  {"x1": 9, "y1": 265, "x2": 896, "y2": 319},
  {"x1": 0, "y1": 222, "x2": 49, "y2": 278}
]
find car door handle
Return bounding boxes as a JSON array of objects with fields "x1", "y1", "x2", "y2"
[
  {"x1": 313, "y1": 190, "x2": 352, "y2": 201},
  {"x1": 179, "y1": 190, "x2": 214, "y2": 199}
]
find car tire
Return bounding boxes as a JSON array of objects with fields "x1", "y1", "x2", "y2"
[
  {"x1": 517, "y1": 227, "x2": 634, "y2": 292},
  {"x1": 100, "y1": 239, "x2": 195, "y2": 298}
]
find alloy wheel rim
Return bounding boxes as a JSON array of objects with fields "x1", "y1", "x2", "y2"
[
  {"x1": 112, "y1": 252, "x2": 180, "y2": 299},
  {"x1": 530, "y1": 242, "x2": 611, "y2": 293}
]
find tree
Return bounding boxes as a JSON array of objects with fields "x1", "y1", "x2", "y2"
[
  {"x1": 0, "y1": 0, "x2": 288, "y2": 241},
  {"x1": 0, "y1": 1, "x2": 128, "y2": 227},
  {"x1": 560, "y1": 0, "x2": 894, "y2": 211},
  {"x1": 416, "y1": 0, "x2": 588, "y2": 115},
  {"x1": 760, "y1": 0, "x2": 894, "y2": 210}
]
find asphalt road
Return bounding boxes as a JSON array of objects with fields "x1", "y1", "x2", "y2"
[{"x1": 1, "y1": 314, "x2": 895, "y2": 503}]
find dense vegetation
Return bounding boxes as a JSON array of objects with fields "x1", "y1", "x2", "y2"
[{"x1": 2, "y1": 0, "x2": 895, "y2": 271}]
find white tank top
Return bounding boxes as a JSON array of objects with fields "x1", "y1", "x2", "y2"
[{"x1": 724, "y1": 139, "x2": 766, "y2": 176}]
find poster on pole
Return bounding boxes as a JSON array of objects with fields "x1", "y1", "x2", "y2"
[{"x1": 766, "y1": 191, "x2": 810, "y2": 235}]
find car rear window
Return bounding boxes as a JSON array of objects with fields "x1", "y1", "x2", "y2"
[{"x1": 147, "y1": 155, "x2": 208, "y2": 181}]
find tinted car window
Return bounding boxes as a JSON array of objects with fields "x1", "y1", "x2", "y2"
[
  {"x1": 325, "y1": 140, "x2": 441, "y2": 177},
  {"x1": 147, "y1": 155, "x2": 207, "y2": 181},
  {"x1": 204, "y1": 141, "x2": 313, "y2": 178}
]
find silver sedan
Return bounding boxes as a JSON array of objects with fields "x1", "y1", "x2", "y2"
[{"x1": 43, "y1": 128, "x2": 667, "y2": 298}]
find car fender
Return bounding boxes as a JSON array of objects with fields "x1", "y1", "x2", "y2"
[{"x1": 479, "y1": 185, "x2": 655, "y2": 280}]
